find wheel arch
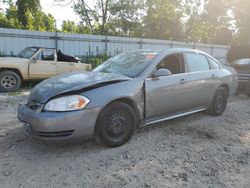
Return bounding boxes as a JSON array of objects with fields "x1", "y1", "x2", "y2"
[
  {"x1": 220, "y1": 83, "x2": 230, "y2": 97},
  {"x1": 94, "y1": 97, "x2": 141, "y2": 134},
  {"x1": 0, "y1": 68, "x2": 23, "y2": 81}
]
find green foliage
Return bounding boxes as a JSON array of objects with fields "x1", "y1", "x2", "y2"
[
  {"x1": 0, "y1": 1, "x2": 20, "y2": 28},
  {"x1": 32, "y1": 11, "x2": 55, "y2": 31},
  {"x1": 84, "y1": 53, "x2": 110, "y2": 69},
  {"x1": 16, "y1": 0, "x2": 41, "y2": 28},
  {"x1": 0, "y1": 0, "x2": 55, "y2": 31},
  {"x1": 143, "y1": 0, "x2": 184, "y2": 40},
  {"x1": 73, "y1": 0, "x2": 144, "y2": 36},
  {"x1": 1, "y1": 0, "x2": 250, "y2": 45},
  {"x1": 109, "y1": 0, "x2": 144, "y2": 37},
  {"x1": 233, "y1": 0, "x2": 250, "y2": 44},
  {"x1": 44, "y1": 14, "x2": 55, "y2": 32},
  {"x1": 183, "y1": 0, "x2": 233, "y2": 44},
  {"x1": 62, "y1": 20, "x2": 79, "y2": 33}
]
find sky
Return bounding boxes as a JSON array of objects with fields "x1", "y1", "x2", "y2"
[
  {"x1": 41, "y1": 0, "x2": 81, "y2": 28},
  {"x1": 0, "y1": 0, "x2": 82, "y2": 28}
]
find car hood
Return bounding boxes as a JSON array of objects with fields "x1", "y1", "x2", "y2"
[
  {"x1": 0, "y1": 57, "x2": 27, "y2": 63},
  {"x1": 29, "y1": 71, "x2": 131, "y2": 103}
]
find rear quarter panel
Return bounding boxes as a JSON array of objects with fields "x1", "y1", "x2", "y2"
[{"x1": 217, "y1": 66, "x2": 238, "y2": 97}]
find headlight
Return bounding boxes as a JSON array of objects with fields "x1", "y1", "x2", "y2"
[{"x1": 44, "y1": 95, "x2": 90, "y2": 112}]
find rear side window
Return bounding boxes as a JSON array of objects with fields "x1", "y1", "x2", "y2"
[{"x1": 185, "y1": 53, "x2": 210, "y2": 72}]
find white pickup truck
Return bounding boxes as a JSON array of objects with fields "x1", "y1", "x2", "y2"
[{"x1": 0, "y1": 47, "x2": 91, "y2": 92}]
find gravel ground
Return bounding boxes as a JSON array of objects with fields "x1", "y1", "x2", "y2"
[{"x1": 0, "y1": 90, "x2": 249, "y2": 188}]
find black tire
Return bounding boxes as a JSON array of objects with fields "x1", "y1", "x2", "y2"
[
  {"x1": 0, "y1": 71, "x2": 22, "y2": 92},
  {"x1": 206, "y1": 87, "x2": 228, "y2": 116},
  {"x1": 96, "y1": 102, "x2": 136, "y2": 147}
]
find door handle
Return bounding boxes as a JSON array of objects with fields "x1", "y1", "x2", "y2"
[
  {"x1": 211, "y1": 74, "x2": 217, "y2": 78},
  {"x1": 179, "y1": 79, "x2": 188, "y2": 84}
]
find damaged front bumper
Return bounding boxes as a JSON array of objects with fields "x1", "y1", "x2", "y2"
[{"x1": 17, "y1": 104, "x2": 101, "y2": 143}]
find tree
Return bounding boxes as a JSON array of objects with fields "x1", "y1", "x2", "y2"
[
  {"x1": 109, "y1": 0, "x2": 145, "y2": 37},
  {"x1": 0, "y1": 1, "x2": 19, "y2": 28},
  {"x1": 5, "y1": 1, "x2": 18, "y2": 20},
  {"x1": 73, "y1": 0, "x2": 112, "y2": 35},
  {"x1": 233, "y1": 0, "x2": 250, "y2": 44},
  {"x1": 203, "y1": 0, "x2": 233, "y2": 44},
  {"x1": 0, "y1": 0, "x2": 55, "y2": 31},
  {"x1": 44, "y1": 14, "x2": 55, "y2": 32},
  {"x1": 62, "y1": 20, "x2": 79, "y2": 33},
  {"x1": 77, "y1": 22, "x2": 92, "y2": 34},
  {"x1": 29, "y1": 11, "x2": 55, "y2": 31},
  {"x1": 183, "y1": 0, "x2": 233, "y2": 44},
  {"x1": 16, "y1": 0, "x2": 41, "y2": 28},
  {"x1": 143, "y1": 0, "x2": 184, "y2": 41}
]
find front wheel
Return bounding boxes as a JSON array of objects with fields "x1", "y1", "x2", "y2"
[
  {"x1": 206, "y1": 87, "x2": 228, "y2": 116},
  {"x1": 0, "y1": 71, "x2": 22, "y2": 92},
  {"x1": 96, "y1": 102, "x2": 136, "y2": 147}
]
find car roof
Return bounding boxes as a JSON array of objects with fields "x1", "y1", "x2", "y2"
[
  {"x1": 26, "y1": 46, "x2": 55, "y2": 50},
  {"x1": 134, "y1": 48, "x2": 208, "y2": 55},
  {"x1": 162, "y1": 48, "x2": 206, "y2": 54}
]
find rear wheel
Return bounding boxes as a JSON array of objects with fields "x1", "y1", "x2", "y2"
[
  {"x1": 96, "y1": 102, "x2": 136, "y2": 147},
  {"x1": 206, "y1": 87, "x2": 228, "y2": 116},
  {"x1": 0, "y1": 71, "x2": 22, "y2": 92}
]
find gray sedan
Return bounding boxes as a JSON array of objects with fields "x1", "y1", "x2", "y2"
[{"x1": 17, "y1": 48, "x2": 238, "y2": 147}]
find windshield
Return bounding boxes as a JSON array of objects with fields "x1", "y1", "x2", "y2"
[
  {"x1": 233, "y1": 58, "x2": 250, "y2": 65},
  {"x1": 17, "y1": 47, "x2": 39, "y2": 59},
  {"x1": 93, "y1": 51, "x2": 160, "y2": 78}
]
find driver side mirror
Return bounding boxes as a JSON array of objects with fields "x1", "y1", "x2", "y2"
[
  {"x1": 31, "y1": 57, "x2": 37, "y2": 63},
  {"x1": 152, "y1": 68, "x2": 172, "y2": 78}
]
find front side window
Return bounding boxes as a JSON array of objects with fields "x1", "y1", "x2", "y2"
[
  {"x1": 185, "y1": 53, "x2": 210, "y2": 72},
  {"x1": 157, "y1": 53, "x2": 184, "y2": 75},
  {"x1": 36, "y1": 50, "x2": 55, "y2": 61}
]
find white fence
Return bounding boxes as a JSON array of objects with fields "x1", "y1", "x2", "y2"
[{"x1": 0, "y1": 28, "x2": 229, "y2": 61}]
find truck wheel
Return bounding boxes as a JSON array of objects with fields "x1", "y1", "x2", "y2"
[{"x1": 0, "y1": 71, "x2": 22, "y2": 92}]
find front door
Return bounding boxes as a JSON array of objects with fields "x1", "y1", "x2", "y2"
[
  {"x1": 145, "y1": 53, "x2": 195, "y2": 120},
  {"x1": 29, "y1": 49, "x2": 57, "y2": 79}
]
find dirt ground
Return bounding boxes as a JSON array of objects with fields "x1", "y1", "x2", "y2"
[{"x1": 0, "y1": 90, "x2": 249, "y2": 188}]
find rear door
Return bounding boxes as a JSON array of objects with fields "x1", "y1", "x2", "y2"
[
  {"x1": 29, "y1": 49, "x2": 57, "y2": 79},
  {"x1": 183, "y1": 53, "x2": 219, "y2": 107}
]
